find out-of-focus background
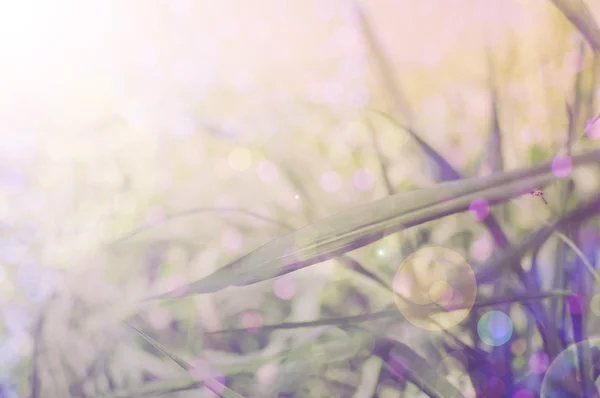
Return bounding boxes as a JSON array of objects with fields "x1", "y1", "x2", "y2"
[{"x1": 2, "y1": 0, "x2": 600, "y2": 397}]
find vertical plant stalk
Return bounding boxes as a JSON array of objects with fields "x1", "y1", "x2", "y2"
[{"x1": 30, "y1": 309, "x2": 47, "y2": 398}]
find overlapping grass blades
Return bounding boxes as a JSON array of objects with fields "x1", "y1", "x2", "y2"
[
  {"x1": 549, "y1": 0, "x2": 600, "y2": 52},
  {"x1": 148, "y1": 149, "x2": 600, "y2": 299}
]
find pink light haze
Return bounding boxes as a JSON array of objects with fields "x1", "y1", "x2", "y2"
[
  {"x1": 145, "y1": 206, "x2": 166, "y2": 226},
  {"x1": 563, "y1": 51, "x2": 585, "y2": 75},
  {"x1": 353, "y1": 168, "x2": 374, "y2": 191},
  {"x1": 470, "y1": 236, "x2": 493, "y2": 262},
  {"x1": 320, "y1": 170, "x2": 342, "y2": 193},
  {"x1": 222, "y1": 227, "x2": 242, "y2": 252},
  {"x1": 256, "y1": 362, "x2": 278, "y2": 385},
  {"x1": 585, "y1": 117, "x2": 600, "y2": 139},
  {"x1": 528, "y1": 351, "x2": 549, "y2": 374},
  {"x1": 148, "y1": 307, "x2": 171, "y2": 330},
  {"x1": 513, "y1": 389, "x2": 534, "y2": 398},
  {"x1": 551, "y1": 155, "x2": 572, "y2": 178},
  {"x1": 204, "y1": 374, "x2": 226, "y2": 395},
  {"x1": 189, "y1": 359, "x2": 211, "y2": 381},
  {"x1": 241, "y1": 310, "x2": 262, "y2": 333},
  {"x1": 167, "y1": 274, "x2": 188, "y2": 297},
  {"x1": 257, "y1": 160, "x2": 279, "y2": 184},
  {"x1": 444, "y1": 289, "x2": 465, "y2": 311},
  {"x1": 274, "y1": 277, "x2": 295, "y2": 300},
  {"x1": 469, "y1": 199, "x2": 489, "y2": 221}
]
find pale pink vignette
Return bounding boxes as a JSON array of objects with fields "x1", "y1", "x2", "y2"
[
  {"x1": 145, "y1": 206, "x2": 166, "y2": 226},
  {"x1": 148, "y1": 307, "x2": 171, "y2": 330},
  {"x1": 221, "y1": 228, "x2": 242, "y2": 252},
  {"x1": 257, "y1": 160, "x2": 279, "y2": 184},
  {"x1": 470, "y1": 236, "x2": 493, "y2": 262},
  {"x1": 585, "y1": 117, "x2": 600, "y2": 139},
  {"x1": 551, "y1": 155, "x2": 572, "y2": 178},
  {"x1": 320, "y1": 170, "x2": 342, "y2": 193},
  {"x1": 528, "y1": 351, "x2": 549, "y2": 374},
  {"x1": 167, "y1": 274, "x2": 188, "y2": 298},
  {"x1": 256, "y1": 362, "x2": 278, "y2": 385},
  {"x1": 353, "y1": 168, "x2": 374, "y2": 192},
  {"x1": 469, "y1": 199, "x2": 489, "y2": 221},
  {"x1": 274, "y1": 277, "x2": 295, "y2": 300},
  {"x1": 241, "y1": 310, "x2": 262, "y2": 332}
]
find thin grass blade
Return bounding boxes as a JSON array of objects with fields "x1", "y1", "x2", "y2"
[{"x1": 374, "y1": 339, "x2": 464, "y2": 398}]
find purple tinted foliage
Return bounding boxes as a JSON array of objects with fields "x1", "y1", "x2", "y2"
[
  {"x1": 577, "y1": 225, "x2": 599, "y2": 271},
  {"x1": 387, "y1": 354, "x2": 408, "y2": 377},
  {"x1": 567, "y1": 294, "x2": 586, "y2": 316}
]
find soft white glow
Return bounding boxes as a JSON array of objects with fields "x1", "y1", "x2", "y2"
[{"x1": 0, "y1": 1, "x2": 113, "y2": 98}]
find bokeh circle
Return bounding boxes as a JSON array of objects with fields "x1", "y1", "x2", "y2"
[
  {"x1": 392, "y1": 246, "x2": 477, "y2": 331},
  {"x1": 477, "y1": 310, "x2": 513, "y2": 346},
  {"x1": 540, "y1": 338, "x2": 600, "y2": 398}
]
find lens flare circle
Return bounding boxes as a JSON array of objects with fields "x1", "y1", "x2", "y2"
[
  {"x1": 392, "y1": 246, "x2": 477, "y2": 331},
  {"x1": 540, "y1": 338, "x2": 600, "y2": 398},
  {"x1": 477, "y1": 310, "x2": 513, "y2": 346}
]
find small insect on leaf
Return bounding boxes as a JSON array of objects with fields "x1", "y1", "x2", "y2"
[{"x1": 530, "y1": 188, "x2": 548, "y2": 205}]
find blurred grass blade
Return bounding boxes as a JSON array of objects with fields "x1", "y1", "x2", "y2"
[
  {"x1": 121, "y1": 323, "x2": 368, "y2": 397},
  {"x1": 474, "y1": 192, "x2": 600, "y2": 286},
  {"x1": 126, "y1": 323, "x2": 243, "y2": 398},
  {"x1": 366, "y1": 110, "x2": 461, "y2": 182},
  {"x1": 109, "y1": 207, "x2": 294, "y2": 246},
  {"x1": 549, "y1": 0, "x2": 600, "y2": 52},
  {"x1": 126, "y1": 323, "x2": 190, "y2": 370},
  {"x1": 374, "y1": 339, "x2": 464, "y2": 398},
  {"x1": 210, "y1": 309, "x2": 400, "y2": 334},
  {"x1": 148, "y1": 149, "x2": 600, "y2": 299},
  {"x1": 372, "y1": 110, "x2": 509, "y2": 248},
  {"x1": 209, "y1": 290, "x2": 571, "y2": 335}
]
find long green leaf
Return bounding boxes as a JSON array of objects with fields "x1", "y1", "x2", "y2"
[{"x1": 148, "y1": 150, "x2": 600, "y2": 299}]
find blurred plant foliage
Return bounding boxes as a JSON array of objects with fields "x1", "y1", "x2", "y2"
[{"x1": 2, "y1": 0, "x2": 600, "y2": 397}]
